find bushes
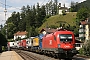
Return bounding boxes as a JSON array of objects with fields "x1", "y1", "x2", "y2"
[
  {"x1": 78, "y1": 48, "x2": 85, "y2": 55},
  {"x1": 79, "y1": 40, "x2": 90, "y2": 56}
]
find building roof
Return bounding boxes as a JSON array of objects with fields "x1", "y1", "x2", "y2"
[
  {"x1": 14, "y1": 31, "x2": 28, "y2": 36},
  {"x1": 46, "y1": 28, "x2": 57, "y2": 33},
  {"x1": 80, "y1": 18, "x2": 90, "y2": 25},
  {"x1": 40, "y1": 29, "x2": 45, "y2": 33},
  {"x1": 80, "y1": 20, "x2": 87, "y2": 25},
  {"x1": 40, "y1": 28, "x2": 57, "y2": 34},
  {"x1": 41, "y1": 27, "x2": 70, "y2": 34}
]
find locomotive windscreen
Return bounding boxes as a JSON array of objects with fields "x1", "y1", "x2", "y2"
[{"x1": 59, "y1": 34, "x2": 72, "y2": 42}]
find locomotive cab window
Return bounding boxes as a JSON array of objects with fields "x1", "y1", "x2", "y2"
[{"x1": 59, "y1": 34, "x2": 72, "y2": 42}]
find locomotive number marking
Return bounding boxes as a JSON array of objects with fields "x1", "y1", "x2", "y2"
[
  {"x1": 49, "y1": 40, "x2": 52, "y2": 45},
  {"x1": 64, "y1": 45, "x2": 70, "y2": 48}
]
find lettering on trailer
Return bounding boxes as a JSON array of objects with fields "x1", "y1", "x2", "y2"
[{"x1": 49, "y1": 40, "x2": 52, "y2": 45}]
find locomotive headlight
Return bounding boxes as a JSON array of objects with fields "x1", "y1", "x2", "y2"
[{"x1": 58, "y1": 44, "x2": 60, "y2": 48}]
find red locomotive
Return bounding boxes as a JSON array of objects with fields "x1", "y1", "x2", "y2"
[{"x1": 42, "y1": 29, "x2": 77, "y2": 59}]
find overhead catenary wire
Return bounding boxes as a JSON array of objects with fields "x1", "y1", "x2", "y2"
[
  {"x1": 47, "y1": 0, "x2": 50, "y2": 3},
  {"x1": 0, "y1": 0, "x2": 53, "y2": 11},
  {"x1": 40, "y1": 0, "x2": 52, "y2": 6},
  {"x1": 40, "y1": 0, "x2": 52, "y2": 7},
  {"x1": 40, "y1": 0, "x2": 45, "y2": 6},
  {"x1": 0, "y1": 1, "x2": 21, "y2": 10}
]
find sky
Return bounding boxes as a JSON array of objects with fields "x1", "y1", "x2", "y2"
[{"x1": 0, "y1": 0, "x2": 86, "y2": 25}]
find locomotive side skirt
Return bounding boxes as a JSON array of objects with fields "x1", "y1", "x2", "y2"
[{"x1": 41, "y1": 48, "x2": 77, "y2": 58}]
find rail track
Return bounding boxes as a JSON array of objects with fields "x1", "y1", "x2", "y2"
[
  {"x1": 12, "y1": 49, "x2": 61, "y2": 60},
  {"x1": 12, "y1": 49, "x2": 90, "y2": 60},
  {"x1": 15, "y1": 50, "x2": 42, "y2": 60}
]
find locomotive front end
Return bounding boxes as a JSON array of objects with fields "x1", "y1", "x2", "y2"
[{"x1": 56, "y1": 31, "x2": 78, "y2": 59}]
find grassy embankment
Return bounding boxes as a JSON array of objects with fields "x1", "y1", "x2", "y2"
[{"x1": 39, "y1": 12, "x2": 77, "y2": 30}]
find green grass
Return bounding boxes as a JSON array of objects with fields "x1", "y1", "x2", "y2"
[{"x1": 39, "y1": 12, "x2": 77, "y2": 30}]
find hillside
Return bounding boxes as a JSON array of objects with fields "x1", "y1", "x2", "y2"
[
  {"x1": 39, "y1": 12, "x2": 77, "y2": 30},
  {"x1": 78, "y1": 0, "x2": 90, "y2": 9},
  {"x1": 71, "y1": 0, "x2": 90, "y2": 12}
]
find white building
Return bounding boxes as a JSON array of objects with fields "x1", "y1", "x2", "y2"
[
  {"x1": 85, "y1": 25, "x2": 89, "y2": 40},
  {"x1": 58, "y1": 3, "x2": 69, "y2": 15},
  {"x1": 79, "y1": 19, "x2": 90, "y2": 41},
  {"x1": 14, "y1": 31, "x2": 28, "y2": 40}
]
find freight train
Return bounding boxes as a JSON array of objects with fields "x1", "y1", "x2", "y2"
[{"x1": 8, "y1": 28, "x2": 78, "y2": 60}]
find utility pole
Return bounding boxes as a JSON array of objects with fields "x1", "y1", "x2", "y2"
[{"x1": 4, "y1": 0, "x2": 7, "y2": 39}]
